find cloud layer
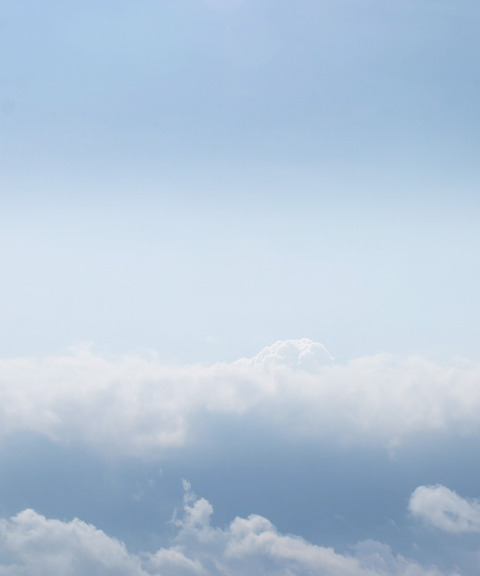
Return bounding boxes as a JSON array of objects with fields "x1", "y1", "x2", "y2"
[
  {"x1": 409, "y1": 485, "x2": 480, "y2": 534},
  {"x1": 0, "y1": 486, "x2": 457, "y2": 576},
  {"x1": 1, "y1": 340, "x2": 480, "y2": 456}
]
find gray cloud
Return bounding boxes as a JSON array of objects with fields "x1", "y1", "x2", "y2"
[{"x1": 409, "y1": 485, "x2": 480, "y2": 534}]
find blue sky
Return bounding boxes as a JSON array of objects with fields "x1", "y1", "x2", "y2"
[
  {"x1": 1, "y1": 1, "x2": 480, "y2": 575},
  {"x1": 2, "y1": 0, "x2": 480, "y2": 363}
]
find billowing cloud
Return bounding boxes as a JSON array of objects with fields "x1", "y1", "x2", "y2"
[
  {"x1": 409, "y1": 485, "x2": 480, "y2": 534},
  {"x1": 0, "y1": 487, "x2": 457, "y2": 576},
  {"x1": 0, "y1": 509, "x2": 146, "y2": 576},
  {"x1": 144, "y1": 485, "x2": 456, "y2": 576},
  {"x1": 0, "y1": 340, "x2": 480, "y2": 456}
]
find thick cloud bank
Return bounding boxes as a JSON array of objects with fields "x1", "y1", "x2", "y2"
[
  {"x1": 409, "y1": 485, "x2": 480, "y2": 534},
  {"x1": 0, "y1": 487, "x2": 456, "y2": 576},
  {"x1": 0, "y1": 340, "x2": 480, "y2": 455}
]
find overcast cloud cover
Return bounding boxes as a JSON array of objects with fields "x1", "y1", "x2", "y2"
[{"x1": 2, "y1": 0, "x2": 480, "y2": 574}]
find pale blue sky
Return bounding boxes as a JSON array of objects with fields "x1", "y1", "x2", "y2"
[
  {"x1": 2, "y1": 189, "x2": 480, "y2": 363},
  {"x1": 2, "y1": 0, "x2": 480, "y2": 362}
]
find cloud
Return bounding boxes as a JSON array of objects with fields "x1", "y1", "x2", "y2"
[
  {"x1": 0, "y1": 340, "x2": 480, "y2": 456},
  {"x1": 245, "y1": 338, "x2": 334, "y2": 370},
  {"x1": 0, "y1": 488, "x2": 455, "y2": 576},
  {"x1": 409, "y1": 485, "x2": 480, "y2": 534},
  {"x1": 145, "y1": 485, "x2": 454, "y2": 576},
  {"x1": 0, "y1": 509, "x2": 146, "y2": 576}
]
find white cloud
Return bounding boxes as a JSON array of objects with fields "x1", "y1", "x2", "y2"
[
  {"x1": 0, "y1": 340, "x2": 480, "y2": 456},
  {"x1": 409, "y1": 485, "x2": 480, "y2": 533},
  {"x1": 144, "y1": 486, "x2": 454, "y2": 576},
  {"x1": 0, "y1": 509, "x2": 146, "y2": 576},
  {"x1": 245, "y1": 338, "x2": 334, "y2": 370},
  {"x1": 0, "y1": 487, "x2": 461, "y2": 576}
]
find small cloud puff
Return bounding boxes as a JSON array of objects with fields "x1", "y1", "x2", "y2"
[{"x1": 409, "y1": 485, "x2": 480, "y2": 534}]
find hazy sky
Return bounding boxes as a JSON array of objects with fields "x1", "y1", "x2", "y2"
[{"x1": 1, "y1": 1, "x2": 480, "y2": 575}]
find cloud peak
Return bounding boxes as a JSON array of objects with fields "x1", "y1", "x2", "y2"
[{"x1": 242, "y1": 338, "x2": 334, "y2": 371}]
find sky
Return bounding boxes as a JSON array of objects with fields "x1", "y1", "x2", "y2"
[{"x1": 1, "y1": 0, "x2": 480, "y2": 574}]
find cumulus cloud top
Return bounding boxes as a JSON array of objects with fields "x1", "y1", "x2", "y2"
[
  {"x1": 0, "y1": 341, "x2": 479, "y2": 456},
  {"x1": 409, "y1": 485, "x2": 480, "y2": 534},
  {"x1": 241, "y1": 338, "x2": 334, "y2": 371},
  {"x1": 0, "y1": 487, "x2": 456, "y2": 576}
]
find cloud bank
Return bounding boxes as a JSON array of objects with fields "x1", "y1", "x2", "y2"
[
  {"x1": 0, "y1": 339, "x2": 480, "y2": 456},
  {"x1": 409, "y1": 485, "x2": 480, "y2": 534},
  {"x1": 0, "y1": 487, "x2": 457, "y2": 576}
]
